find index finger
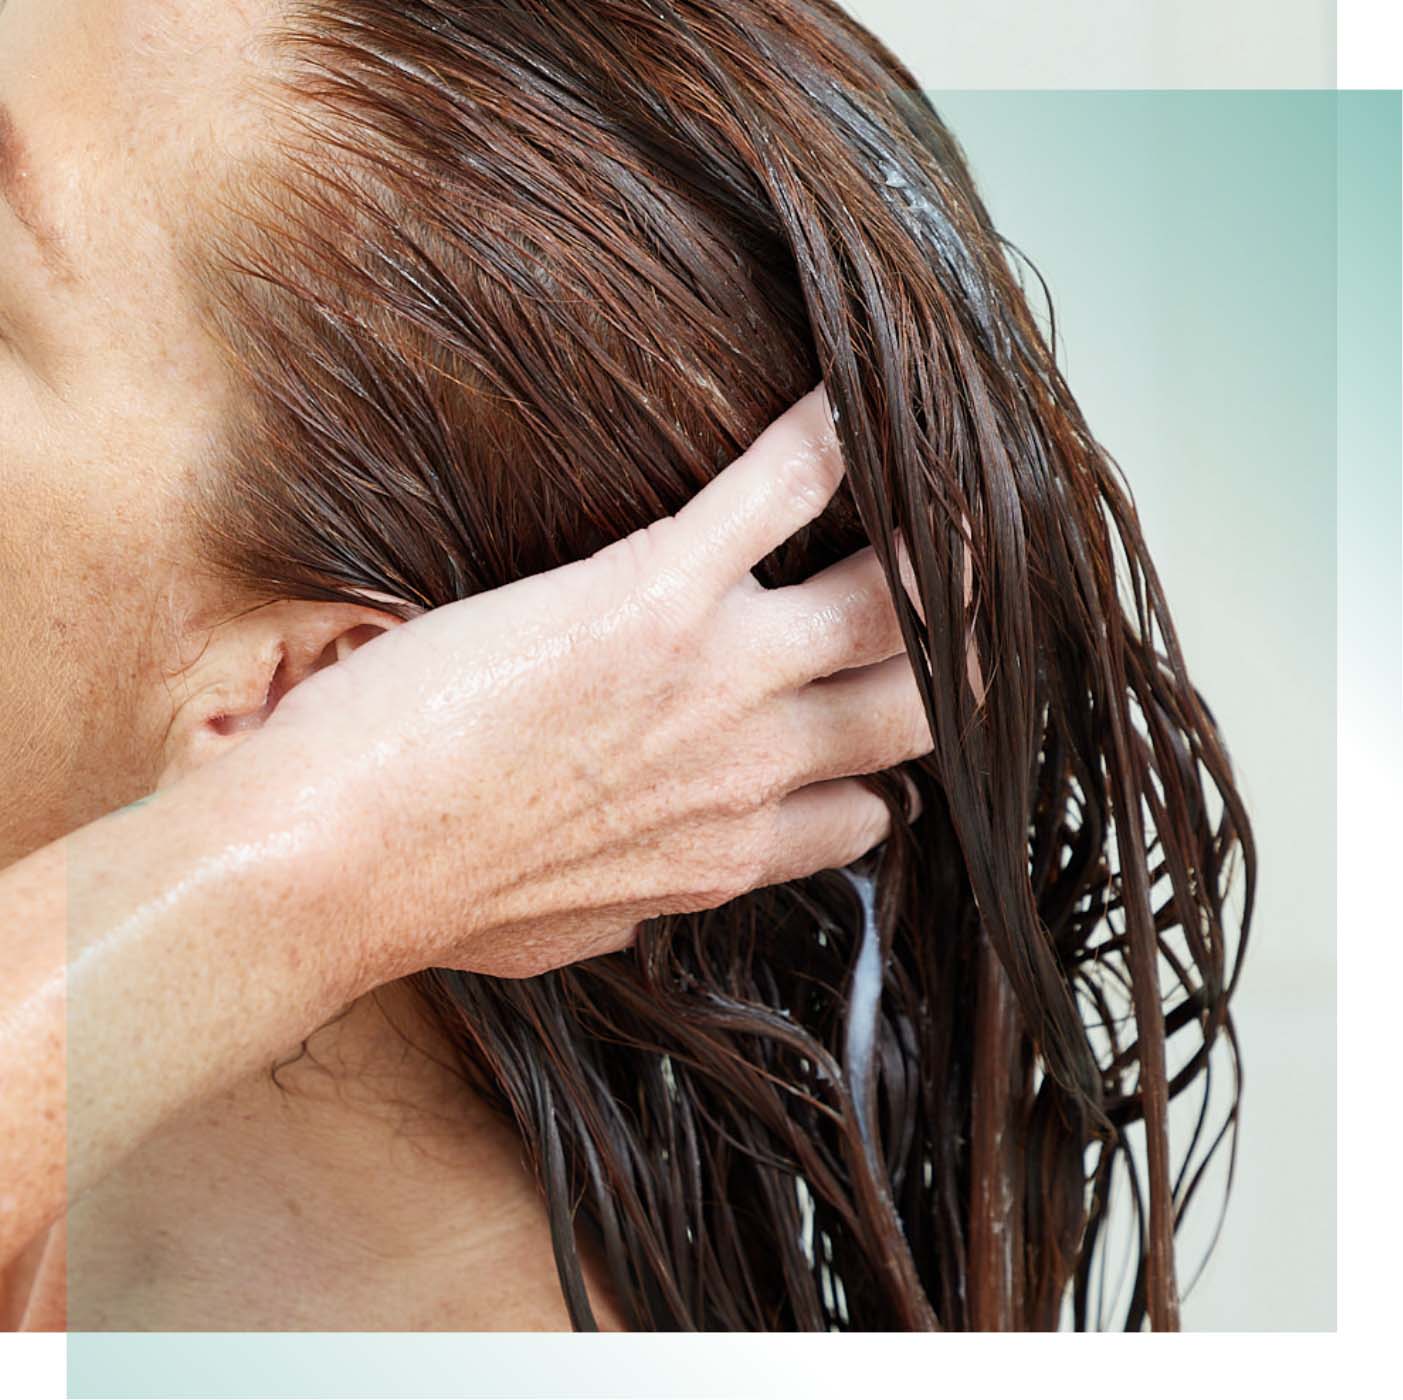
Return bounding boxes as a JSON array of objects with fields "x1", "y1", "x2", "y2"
[{"x1": 670, "y1": 383, "x2": 846, "y2": 593}]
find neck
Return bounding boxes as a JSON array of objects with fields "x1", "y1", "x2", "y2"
[{"x1": 66, "y1": 979, "x2": 624, "y2": 1330}]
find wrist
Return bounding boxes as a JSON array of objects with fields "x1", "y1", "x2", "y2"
[
  {"x1": 58, "y1": 744, "x2": 374, "y2": 1200},
  {"x1": 177, "y1": 734, "x2": 384, "y2": 1008},
  {"x1": 85, "y1": 739, "x2": 375, "y2": 1033}
]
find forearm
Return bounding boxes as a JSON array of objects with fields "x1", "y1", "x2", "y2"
[{"x1": 0, "y1": 750, "x2": 367, "y2": 1265}]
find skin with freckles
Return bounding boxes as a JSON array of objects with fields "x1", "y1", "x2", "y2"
[
  {"x1": 0, "y1": 0, "x2": 263, "y2": 867},
  {"x1": 0, "y1": 0, "x2": 937, "y2": 1330},
  {"x1": 254, "y1": 388, "x2": 933, "y2": 983}
]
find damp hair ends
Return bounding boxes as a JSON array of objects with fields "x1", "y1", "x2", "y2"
[{"x1": 176, "y1": 0, "x2": 1256, "y2": 1330}]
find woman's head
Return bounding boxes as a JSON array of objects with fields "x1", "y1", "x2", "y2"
[{"x1": 3, "y1": 0, "x2": 1254, "y2": 1329}]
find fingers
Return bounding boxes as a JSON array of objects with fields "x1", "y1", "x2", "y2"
[
  {"x1": 762, "y1": 777, "x2": 893, "y2": 886},
  {"x1": 784, "y1": 651, "x2": 934, "y2": 787},
  {"x1": 671, "y1": 383, "x2": 845, "y2": 595},
  {"x1": 761, "y1": 537, "x2": 919, "y2": 686}
]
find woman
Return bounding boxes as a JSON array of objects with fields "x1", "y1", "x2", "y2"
[{"x1": 0, "y1": 0, "x2": 1254, "y2": 1331}]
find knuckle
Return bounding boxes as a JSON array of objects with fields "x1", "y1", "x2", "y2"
[
  {"x1": 748, "y1": 746, "x2": 798, "y2": 810},
  {"x1": 596, "y1": 519, "x2": 698, "y2": 617},
  {"x1": 777, "y1": 433, "x2": 841, "y2": 518},
  {"x1": 593, "y1": 518, "x2": 668, "y2": 578},
  {"x1": 729, "y1": 820, "x2": 777, "y2": 897},
  {"x1": 852, "y1": 581, "x2": 901, "y2": 649},
  {"x1": 632, "y1": 586, "x2": 712, "y2": 665},
  {"x1": 691, "y1": 835, "x2": 768, "y2": 909},
  {"x1": 717, "y1": 761, "x2": 777, "y2": 820}
]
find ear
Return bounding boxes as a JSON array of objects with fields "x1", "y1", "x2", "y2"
[{"x1": 158, "y1": 598, "x2": 404, "y2": 789}]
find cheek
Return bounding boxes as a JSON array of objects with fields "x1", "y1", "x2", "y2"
[
  {"x1": 0, "y1": 495, "x2": 168, "y2": 864},
  {"x1": 0, "y1": 594, "x2": 87, "y2": 866},
  {"x1": 0, "y1": 478, "x2": 82, "y2": 738}
]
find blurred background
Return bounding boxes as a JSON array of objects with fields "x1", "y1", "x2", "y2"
[
  {"x1": 840, "y1": 2, "x2": 1338, "y2": 1332},
  {"x1": 843, "y1": 0, "x2": 1333, "y2": 87}
]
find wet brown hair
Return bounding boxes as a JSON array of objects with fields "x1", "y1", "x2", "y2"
[{"x1": 179, "y1": 0, "x2": 1255, "y2": 1330}]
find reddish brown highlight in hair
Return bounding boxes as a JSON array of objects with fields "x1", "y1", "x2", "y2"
[{"x1": 179, "y1": 0, "x2": 1255, "y2": 1331}]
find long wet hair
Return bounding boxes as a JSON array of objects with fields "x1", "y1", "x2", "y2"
[{"x1": 178, "y1": 0, "x2": 1256, "y2": 1330}]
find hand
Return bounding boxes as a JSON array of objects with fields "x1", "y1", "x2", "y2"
[{"x1": 241, "y1": 384, "x2": 933, "y2": 982}]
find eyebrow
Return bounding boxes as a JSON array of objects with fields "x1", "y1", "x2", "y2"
[{"x1": 0, "y1": 101, "x2": 78, "y2": 284}]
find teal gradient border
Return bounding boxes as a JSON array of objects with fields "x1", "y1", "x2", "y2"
[
  {"x1": 67, "y1": 88, "x2": 1390, "y2": 1394},
  {"x1": 1339, "y1": 92, "x2": 1402, "y2": 761}
]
